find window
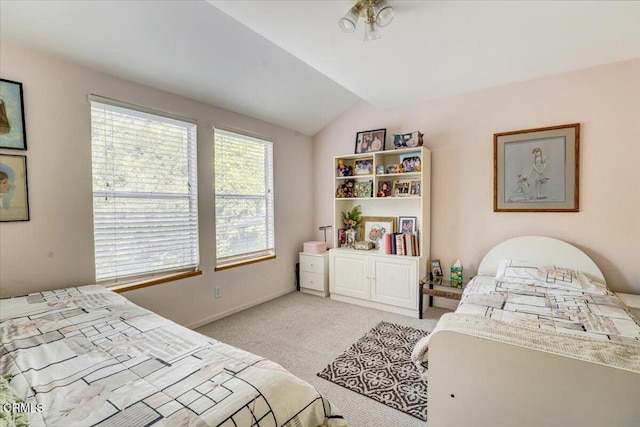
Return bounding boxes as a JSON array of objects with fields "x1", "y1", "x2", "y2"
[
  {"x1": 214, "y1": 128, "x2": 274, "y2": 267},
  {"x1": 90, "y1": 96, "x2": 199, "y2": 283}
]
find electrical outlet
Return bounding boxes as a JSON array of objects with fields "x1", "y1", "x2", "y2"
[{"x1": 214, "y1": 287, "x2": 221, "y2": 298}]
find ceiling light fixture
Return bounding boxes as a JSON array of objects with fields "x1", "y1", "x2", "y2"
[{"x1": 338, "y1": 0, "x2": 394, "y2": 41}]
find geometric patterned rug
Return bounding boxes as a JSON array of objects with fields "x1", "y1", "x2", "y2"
[{"x1": 317, "y1": 321, "x2": 430, "y2": 420}]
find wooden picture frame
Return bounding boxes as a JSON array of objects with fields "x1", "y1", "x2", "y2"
[
  {"x1": 392, "y1": 179, "x2": 411, "y2": 197},
  {"x1": 354, "y1": 158, "x2": 373, "y2": 175},
  {"x1": 0, "y1": 154, "x2": 30, "y2": 221},
  {"x1": 494, "y1": 123, "x2": 579, "y2": 212},
  {"x1": 399, "y1": 216, "x2": 417, "y2": 234},
  {"x1": 359, "y1": 216, "x2": 396, "y2": 247},
  {"x1": 355, "y1": 128, "x2": 386, "y2": 154},
  {"x1": 0, "y1": 79, "x2": 27, "y2": 150}
]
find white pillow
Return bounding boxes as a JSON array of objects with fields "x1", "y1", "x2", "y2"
[{"x1": 495, "y1": 259, "x2": 594, "y2": 291}]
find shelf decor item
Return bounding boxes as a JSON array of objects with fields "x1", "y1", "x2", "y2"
[
  {"x1": 359, "y1": 216, "x2": 396, "y2": 249},
  {"x1": 494, "y1": 123, "x2": 579, "y2": 212},
  {"x1": 355, "y1": 128, "x2": 386, "y2": 154},
  {"x1": 0, "y1": 79, "x2": 27, "y2": 150},
  {"x1": 341, "y1": 205, "x2": 362, "y2": 247},
  {"x1": 355, "y1": 180, "x2": 373, "y2": 198},
  {"x1": 399, "y1": 216, "x2": 417, "y2": 234},
  {"x1": 431, "y1": 259, "x2": 443, "y2": 277},
  {"x1": 0, "y1": 154, "x2": 29, "y2": 221},
  {"x1": 393, "y1": 131, "x2": 423, "y2": 149}
]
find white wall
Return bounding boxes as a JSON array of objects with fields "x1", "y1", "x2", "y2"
[
  {"x1": 313, "y1": 59, "x2": 640, "y2": 294},
  {"x1": 0, "y1": 43, "x2": 317, "y2": 327}
]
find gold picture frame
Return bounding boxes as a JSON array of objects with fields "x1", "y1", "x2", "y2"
[
  {"x1": 494, "y1": 123, "x2": 579, "y2": 212},
  {"x1": 359, "y1": 216, "x2": 397, "y2": 247}
]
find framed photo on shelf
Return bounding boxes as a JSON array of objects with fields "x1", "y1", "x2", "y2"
[
  {"x1": 494, "y1": 123, "x2": 579, "y2": 212},
  {"x1": 354, "y1": 158, "x2": 373, "y2": 175},
  {"x1": 431, "y1": 259, "x2": 443, "y2": 277},
  {"x1": 359, "y1": 216, "x2": 396, "y2": 248},
  {"x1": 392, "y1": 180, "x2": 410, "y2": 197},
  {"x1": 0, "y1": 79, "x2": 27, "y2": 150},
  {"x1": 399, "y1": 216, "x2": 417, "y2": 234},
  {"x1": 355, "y1": 128, "x2": 386, "y2": 154},
  {"x1": 354, "y1": 180, "x2": 373, "y2": 198},
  {"x1": 393, "y1": 131, "x2": 423, "y2": 149},
  {"x1": 409, "y1": 180, "x2": 421, "y2": 196},
  {"x1": 400, "y1": 154, "x2": 422, "y2": 172},
  {"x1": 0, "y1": 154, "x2": 29, "y2": 222},
  {"x1": 377, "y1": 181, "x2": 391, "y2": 197}
]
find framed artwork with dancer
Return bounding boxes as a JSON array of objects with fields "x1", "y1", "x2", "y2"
[{"x1": 494, "y1": 123, "x2": 579, "y2": 212}]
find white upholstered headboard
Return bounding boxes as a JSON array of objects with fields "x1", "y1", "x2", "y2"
[{"x1": 477, "y1": 236, "x2": 606, "y2": 283}]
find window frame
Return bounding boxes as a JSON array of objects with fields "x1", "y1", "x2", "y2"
[
  {"x1": 214, "y1": 127, "x2": 275, "y2": 269},
  {"x1": 89, "y1": 95, "x2": 200, "y2": 286}
]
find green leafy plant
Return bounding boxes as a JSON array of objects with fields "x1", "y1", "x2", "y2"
[{"x1": 341, "y1": 205, "x2": 362, "y2": 230}]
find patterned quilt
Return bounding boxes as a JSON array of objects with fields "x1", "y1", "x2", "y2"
[
  {"x1": 412, "y1": 272, "x2": 640, "y2": 375},
  {"x1": 457, "y1": 275, "x2": 640, "y2": 345},
  {"x1": 0, "y1": 286, "x2": 345, "y2": 427}
]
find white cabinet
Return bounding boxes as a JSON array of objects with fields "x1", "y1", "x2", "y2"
[
  {"x1": 299, "y1": 252, "x2": 329, "y2": 297},
  {"x1": 329, "y1": 249, "x2": 420, "y2": 317},
  {"x1": 329, "y1": 146, "x2": 430, "y2": 317}
]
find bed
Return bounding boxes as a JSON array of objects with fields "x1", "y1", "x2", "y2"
[
  {"x1": 415, "y1": 236, "x2": 640, "y2": 427},
  {"x1": 0, "y1": 285, "x2": 345, "y2": 427}
]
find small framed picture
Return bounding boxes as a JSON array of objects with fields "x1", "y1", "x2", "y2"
[
  {"x1": 0, "y1": 154, "x2": 30, "y2": 221},
  {"x1": 355, "y1": 180, "x2": 373, "y2": 198},
  {"x1": 354, "y1": 158, "x2": 373, "y2": 175},
  {"x1": 0, "y1": 79, "x2": 27, "y2": 150},
  {"x1": 359, "y1": 216, "x2": 397, "y2": 248},
  {"x1": 392, "y1": 180, "x2": 410, "y2": 197},
  {"x1": 409, "y1": 180, "x2": 421, "y2": 196},
  {"x1": 399, "y1": 216, "x2": 417, "y2": 234},
  {"x1": 355, "y1": 128, "x2": 386, "y2": 154},
  {"x1": 431, "y1": 259, "x2": 443, "y2": 277},
  {"x1": 393, "y1": 131, "x2": 423, "y2": 149},
  {"x1": 377, "y1": 181, "x2": 391, "y2": 197},
  {"x1": 400, "y1": 154, "x2": 422, "y2": 172}
]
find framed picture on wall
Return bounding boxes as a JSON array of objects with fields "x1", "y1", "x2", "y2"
[
  {"x1": 0, "y1": 154, "x2": 30, "y2": 221},
  {"x1": 494, "y1": 123, "x2": 579, "y2": 212},
  {"x1": 0, "y1": 79, "x2": 27, "y2": 150}
]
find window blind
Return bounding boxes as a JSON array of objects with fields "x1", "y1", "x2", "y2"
[
  {"x1": 214, "y1": 128, "x2": 274, "y2": 266},
  {"x1": 90, "y1": 97, "x2": 199, "y2": 283}
]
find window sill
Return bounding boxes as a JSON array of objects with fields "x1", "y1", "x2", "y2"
[
  {"x1": 215, "y1": 255, "x2": 276, "y2": 271},
  {"x1": 110, "y1": 270, "x2": 202, "y2": 293}
]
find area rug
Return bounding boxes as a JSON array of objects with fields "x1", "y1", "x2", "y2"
[{"x1": 317, "y1": 321, "x2": 429, "y2": 421}]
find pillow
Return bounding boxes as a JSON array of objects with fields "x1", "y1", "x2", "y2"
[{"x1": 495, "y1": 259, "x2": 593, "y2": 291}]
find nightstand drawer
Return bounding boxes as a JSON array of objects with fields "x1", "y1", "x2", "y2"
[
  {"x1": 301, "y1": 272, "x2": 325, "y2": 292},
  {"x1": 300, "y1": 255, "x2": 325, "y2": 274}
]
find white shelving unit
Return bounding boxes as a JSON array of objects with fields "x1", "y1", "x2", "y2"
[{"x1": 329, "y1": 147, "x2": 431, "y2": 317}]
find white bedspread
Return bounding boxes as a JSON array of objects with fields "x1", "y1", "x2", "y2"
[
  {"x1": 0, "y1": 285, "x2": 345, "y2": 427},
  {"x1": 412, "y1": 276, "x2": 640, "y2": 376}
]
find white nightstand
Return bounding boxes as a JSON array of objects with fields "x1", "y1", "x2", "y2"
[
  {"x1": 299, "y1": 252, "x2": 329, "y2": 297},
  {"x1": 616, "y1": 292, "x2": 640, "y2": 321}
]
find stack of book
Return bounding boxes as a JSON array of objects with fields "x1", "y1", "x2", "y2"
[{"x1": 382, "y1": 232, "x2": 419, "y2": 256}]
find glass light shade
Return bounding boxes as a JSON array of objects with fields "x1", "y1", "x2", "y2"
[
  {"x1": 374, "y1": 1, "x2": 394, "y2": 28},
  {"x1": 338, "y1": 7, "x2": 360, "y2": 33},
  {"x1": 364, "y1": 21, "x2": 381, "y2": 41}
]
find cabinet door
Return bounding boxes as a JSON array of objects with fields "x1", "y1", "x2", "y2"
[
  {"x1": 370, "y1": 256, "x2": 418, "y2": 309},
  {"x1": 330, "y1": 252, "x2": 369, "y2": 300}
]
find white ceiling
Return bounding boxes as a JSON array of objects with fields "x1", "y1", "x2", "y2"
[{"x1": 1, "y1": 1, "x2": 639, "y2": 136}]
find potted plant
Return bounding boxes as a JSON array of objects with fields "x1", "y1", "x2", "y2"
[{"x1": 341, "y1": 205, "x2": 362, "y2": 248}]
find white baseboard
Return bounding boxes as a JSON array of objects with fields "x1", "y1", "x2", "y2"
[{"x1": 186, "y1": 287, "x2": 295, "y2": 329}]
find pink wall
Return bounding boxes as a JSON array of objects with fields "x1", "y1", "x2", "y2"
[
  {"x1": 0, "y1": 44, "x2": 317, "y2": 326},
  {"x1": 314, "y1": 59, "x2": 640, "y2": 293}
]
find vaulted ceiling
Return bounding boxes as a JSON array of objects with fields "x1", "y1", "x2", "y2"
[{"x1": 1, "y1": 1, "x2": 639, "y2": 135}]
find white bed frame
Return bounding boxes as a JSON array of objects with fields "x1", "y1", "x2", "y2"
[{"x1": 427, "y1": 236, "x2": 640, "y2": 427}]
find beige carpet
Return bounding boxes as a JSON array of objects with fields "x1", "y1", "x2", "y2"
[{"x1": 196, "y1": 291, "x2": 450, "y2": 427}]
